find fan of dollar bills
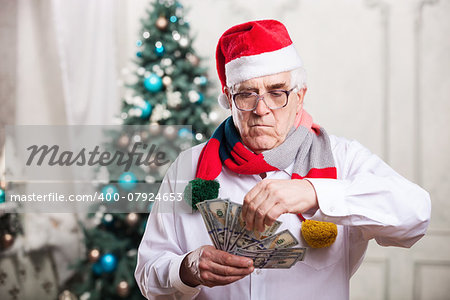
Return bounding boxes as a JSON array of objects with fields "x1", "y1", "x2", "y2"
[{"x1": 196, "y1": 198, "x2": 307, "y2": 269}]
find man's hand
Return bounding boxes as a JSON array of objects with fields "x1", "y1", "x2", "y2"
[
  {"x1": 242, "y1": 179, "x2": 318, "y2": 232},
  {"x1": 180, "y1": 245, "x2": 254, "y2": 288}
]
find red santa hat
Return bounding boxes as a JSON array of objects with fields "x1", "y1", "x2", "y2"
[{"x1": 216, "y1": 20, "x2": 303, "y2": 109}]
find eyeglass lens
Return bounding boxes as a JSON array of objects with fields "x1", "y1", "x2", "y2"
[{"x1": 234, "y1": 91, "x2": 288, "y2": 110}]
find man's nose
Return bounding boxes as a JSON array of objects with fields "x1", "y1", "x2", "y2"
[{"x1": 253, "y1": 97, "x2": 271, "y2": 115}]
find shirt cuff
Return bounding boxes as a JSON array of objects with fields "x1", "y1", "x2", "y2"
[
  {"x1": 305, "y1": 178, "x2": 350, "y2": 218},
  {"x1": 169, "y1": 253, "x2": 202, "y2": 296}
]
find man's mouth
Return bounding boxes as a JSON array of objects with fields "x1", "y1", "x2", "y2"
[{"x1": 251, "y1": 124, "x2": 272, "y2": 128}]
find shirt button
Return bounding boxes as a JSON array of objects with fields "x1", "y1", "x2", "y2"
[{"x1": 255, "y1": 269, "x2": 262, "y2": 275}]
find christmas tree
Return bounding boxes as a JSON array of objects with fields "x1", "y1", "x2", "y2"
[
  {"x1": 121, "y1": 0, "x2": 216, "y2": 137},
  {"x1": 0, "y1": 183, "x2": 22, "y2": 252},
  {"x1": 63, "y1": 1, "x2": 217, "y2": 299}
]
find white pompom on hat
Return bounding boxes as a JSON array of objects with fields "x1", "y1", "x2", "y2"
[{"x1": 215, "y1": 20, "x2": 303, "y2": 109}]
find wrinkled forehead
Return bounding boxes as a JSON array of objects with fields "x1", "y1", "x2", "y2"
[{"x1": 235, "y1": 71, "x2": 291, "y2": 91}]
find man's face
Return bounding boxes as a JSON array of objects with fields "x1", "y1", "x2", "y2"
[{"x1": 226, "y1": 71, "x2": 305, "y2": 154}]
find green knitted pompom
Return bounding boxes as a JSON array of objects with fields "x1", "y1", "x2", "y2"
[{"x1": 184, "y1": 178, "x2": 220, "y2": 210}]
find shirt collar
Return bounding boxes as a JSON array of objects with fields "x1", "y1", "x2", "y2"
[
  {"x1": 283, "y1": 161, "x2": 295, "y2": 176},
  {"x1": 266, "y1": 161, "x2": 294, "y2": 177}
]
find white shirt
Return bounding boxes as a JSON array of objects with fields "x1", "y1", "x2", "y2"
[{"x1": 135, "y1": 135, "x2": 431, "y2": 300}]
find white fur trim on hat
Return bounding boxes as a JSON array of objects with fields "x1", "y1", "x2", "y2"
[
  {"x1": 218, "y1": 93, "x2": 230, "y2": 109},
  {"x1": 225, "y1": 44, "x2": 302, "y2": 87}
]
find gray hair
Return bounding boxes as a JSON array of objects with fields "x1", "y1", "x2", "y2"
[
  {"x1": 290, "y1": 67, "x2": 307, "y2": 90},
  {"x1": 228, "y1": 67, "x2": 307, "y2": 93}
]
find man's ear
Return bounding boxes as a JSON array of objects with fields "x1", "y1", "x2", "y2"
[
  {"x1": 224, "y1": 87, "x2": 233, "y2": 108},
  {"x1": 296, "y1": 87, "x2": 307, "y2": 113}
]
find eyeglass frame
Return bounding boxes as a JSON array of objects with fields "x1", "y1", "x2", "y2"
[{"x1": 230, "y1": 86, "x2": 299, "y2": 111}]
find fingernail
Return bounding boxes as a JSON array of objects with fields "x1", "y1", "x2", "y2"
[{"x1": 247, "y1": 260, "x2": 253, "y2": 266}]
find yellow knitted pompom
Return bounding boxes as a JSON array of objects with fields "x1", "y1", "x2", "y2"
[{"x1": 301, "y1": 219, "x2": 337, "y2": 248}]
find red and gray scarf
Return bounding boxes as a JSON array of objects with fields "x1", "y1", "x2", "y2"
[
  {"x1": 187, "y1": 110, "x2": 338, "y2": 248},
  {"x1": 196, "y1": 109, "x2": 336, "y2": 181}
]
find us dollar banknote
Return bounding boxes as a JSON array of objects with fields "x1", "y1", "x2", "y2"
[{"x1": 197, "y1": 198, "x2": 306, "y2": 269}]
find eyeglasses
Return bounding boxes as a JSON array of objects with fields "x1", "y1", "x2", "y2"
[{"x1": 231, "y1": 87, "x2": 298, "y2": 111}]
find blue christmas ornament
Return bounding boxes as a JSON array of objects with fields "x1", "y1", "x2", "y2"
[
  {"x1": 170, "y1": 16, "x2": 177, "y2": 23},
  {"x1": 199, "y1": 76, "x2": 207, "y2": 86},
  {"x1": 155, "y1": 45, "x2": 165, "y2": 57},
  {"x1": 136, "y1": 51, "x2": 142, "y2": 57},
  {"x1": 143, "y1": 74, "x2": 163, "y2": 92},
  {"x1": 140, "y1": 101, "x2": 152, "y2": 119},
  {"x1": 197, "y1": 92, "x2": 204, "y2": 104},
  {"x1": 102, "y1": 214, "x2": 114, "y2": 226},
  {"x1": 178, "y1": 128, "x2": 192, "y2": 138},
  {"x1": 101, "y1": 185, "x2": 118, "y2": 199},
  {"x1": 92, "y1": 261, "x2": 103, "y2": 275},
  {"x1": 118, "y1": 172, "x2": 137, "y2": 190},
  {"x1": 136, "y1": 39, "x2": 143, "y2": 47},
  {"x1": 0, "y1": 188, "x2": 5, "y2": 203},
  {"x1": 100, "y1": 253, "x2": 117, "y2": 273}
]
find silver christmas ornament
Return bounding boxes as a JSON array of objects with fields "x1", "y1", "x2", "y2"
[
  {"x1": 137, "y1": 67, "x2": 146, "y2": 76},
  {"x1": 162, "y1": 76, "x2": 172, "y2": 87},
  {"x1": 155, "y1": 16, "x2": 168, "y2": 30},
  {"x1": 116, "y1": 281, "x2": 130, "y2": 298},
  {"x1": 195, "y1": 133, "x2": 204, "y2": 141},
  {"x1": 149, "y1": 124, "x2": 160, "y2": 135},
  {"x1": 58, "y1": 290, "x2": 78, "y2": 300},
  {"x1": 172, "y1": 31, "x2": 181, "y2": 41},
  {"x1": 186, "y1": 53, "x2": 199, "y2": 66},
  {"x1": 126, "y1": 213, "x2": 140, "y2": 227},
  {"x1": 164, "y1": 126, "x2": 177, "y2": 140},
  {"x1": 188, "y1": 90, "x2": 200, "y2": 103},
  {"x1": 179, "y1": 36, "x2": 189, "y2": 48},
  {"x1": 88, "y1": 248, "x2": 101, "y2": 263}
]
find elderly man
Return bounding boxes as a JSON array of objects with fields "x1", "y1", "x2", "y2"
[{"x1": 135, "y1": 20, "x2": 430, "y2": 300}]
